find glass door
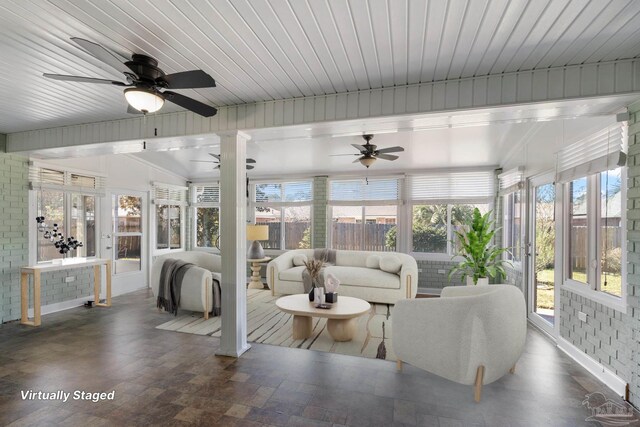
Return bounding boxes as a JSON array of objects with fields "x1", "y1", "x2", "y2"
[
  {"x1": 103, "y1": 191, "x2": 147, "y2": 296},
  {"x1": 527, "y1": 174, "x2": 558, "y2": 335}
]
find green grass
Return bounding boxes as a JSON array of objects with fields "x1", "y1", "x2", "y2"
[{"x1": 534, "y1": 269, "x2": 621, "y2": 310}]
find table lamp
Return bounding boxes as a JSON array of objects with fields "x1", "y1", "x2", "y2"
[{"x1": 246, "y1": 225, "x2": 269, "y2": 259}]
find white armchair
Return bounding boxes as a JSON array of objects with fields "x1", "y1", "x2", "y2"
[
  {"x1": 392, "y1": 285, "x2": 526, "y2": 402},
  {"x1": 150, "y1": 251, "x2": 222, "y2": 319}
]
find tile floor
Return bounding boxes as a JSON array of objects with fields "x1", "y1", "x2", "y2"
[{"x1": 0, "y1": 288, "x2": 626, "y2": 426}]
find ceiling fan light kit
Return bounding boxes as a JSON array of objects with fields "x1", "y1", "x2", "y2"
[
  {"x1": 44, "y1": 37, "x2": 218, "y2": 117},
  {"x1": 124, "y1": 88, "x2": 164, "y2": 113},
  {"x1": 359, "y1": 156, "x2": 376, "y2": 168},
  {"x1": 333, "y1": 134, "x2": 405, "y2": 168}
]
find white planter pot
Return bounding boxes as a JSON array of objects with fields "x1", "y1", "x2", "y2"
[{"x1": 466, "y1": 276, "x2": 489, "y2": 286}]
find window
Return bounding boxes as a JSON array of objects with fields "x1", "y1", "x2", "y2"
[
  {"x1": 113, "y1": 195, "x2": 142, "y2": 274},
  {"x1": 30, "y1": 165, "x2": 103, "y2": 263},
  {"x1": 153, "y1": 183, "x2": 187, "y2": 252},
  {"x1": 251, "y1": 181, "x2": 313, "y2": 250},
  {"x1": 192, "y1": 184, "x2": 220, "y2": 249},
  {"x1": 564, "y1": 168, "x2": 624, "y2": 299},
  {"x1": 502, "y1": 191, "x2": 522, "y2": 262},
  {"x1": 329, "y1": 178, "x2": 399, "y2": 251},
  {"x1": 407, "y1": 171, "x2": 495, "y2": 257},
  {"x1": 410, "y1": 203, "x2": 489, "y2": 255}
]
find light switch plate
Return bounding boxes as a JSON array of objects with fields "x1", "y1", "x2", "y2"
[
  {"x1": 64, "y1": 276, "x2": 75, "y2": 283},
  {"x1": 578, "y1": 311, "x2": 587, "y2": 322},
  {"x1": 438, "y1": 269, "x2": 446, "y2": 274}
]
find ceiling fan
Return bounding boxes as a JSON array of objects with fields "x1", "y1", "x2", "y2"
[
  {"x1": 332, "y1": 134, "x2": 404, "y2": 168},
  {"x1": 191, "y1": 153, "x2": 256, "y2": 170},
  {"x1": 43, "y1": 37, "x2": 218, "y2": 117}
]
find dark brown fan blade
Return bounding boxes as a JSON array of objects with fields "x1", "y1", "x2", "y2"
[
  {"x1": 190, "y1": 160, "x2": 218, "y2": 163},
  {"x1": 246, "y1": 165, "x2": 255, "y2": 170},
  {"x1": 44, "y1": 73, "x2": 127, "y2": 86},
  {"x1": 246, "y1": 158, "x2": 256, "y2": 164},
  {"x1": 159, "y1": 70, "x2": 216, "y2": 89},
  {"x1": 70, "y1": 37, "x2": 131, "y2": 75},
  {"x1": 351, "y1": 144, "x2": 366, "y2": 152},
  {"x1": 163, "y1": 91, "x2": 217, "y2": 117},
  {"x1": 330, "y1": 154, "x2": 359, "y2": 156},
  {"x1": 208, "y1": 153, "x2": 220, "y2": 160},
  {"x1": 376, "y1": 146, "x2": 405, "y2": 154},
  {"x1": 353, "y1": 157, "x2": 363, "y2": 163},
  {"x1": 376, "y1": 153, "x2": 399, "y2": 161}
]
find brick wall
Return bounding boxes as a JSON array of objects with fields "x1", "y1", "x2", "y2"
[
  {"x1": 312, "y1": 176, "x2": 327, "y2": 249},
  {"x1": 416, "y1": 259, "x2": 463, "y2": 290},
  {"x1": 0, "y1": 152, "x2": 29, "y2": 323},
  {"x1": 627, "y1": 101, "x2": 640, "y2": 406},
  {"x1": 560, "y1": 289, "x2": 629, "y2": 378}
]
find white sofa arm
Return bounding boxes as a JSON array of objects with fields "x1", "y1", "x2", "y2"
[
  {"x1": 266, "y1": 251, "x2": 297, "y2": 292},
  {"x1": 179, "y1": 266, "x2": 213, "y2": 314},
  {"x1": 399, "y1": 257, "x2": 418, "y2": 299}
]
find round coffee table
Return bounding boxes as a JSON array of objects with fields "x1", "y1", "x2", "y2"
[{"x1": 275, "y1": 294, "x2": 371, "y2": 342}]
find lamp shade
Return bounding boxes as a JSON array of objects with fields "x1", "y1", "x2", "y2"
[
  {"x1": 246, "y1": 225, "x2": 269, "y2": 241},
  {"x1": 124, "y1": 88, "x2": 164, "y2": 113},
  {"x1": 359, "y1": 156, "x2": 376, "y2": 168}
]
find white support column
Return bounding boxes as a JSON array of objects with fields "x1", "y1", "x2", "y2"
[{"x1": 216, "y1": 131, "x2": 250, "y2": 358}]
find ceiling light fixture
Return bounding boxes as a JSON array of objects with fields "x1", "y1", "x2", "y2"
[
  {"x1": 124, "y1": 88, "x2": 164, "y2": 113},
  {"x1": 359, "y1": 156, "x2": 376, "y2": 168}
]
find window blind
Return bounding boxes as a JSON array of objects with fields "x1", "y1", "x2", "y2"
[
  {"x1": 329, "y1": 178, "x2": 400, "y2": 203},
  {"x1": 254, "y1": 181, "x2": 312, "y2": 204},
  {"x1": 153, "y1": 183, "x2": 187, "y2": 206},
  {"x1": 408, "y1": 170, "x2": 495, "y2": 202},
  {"x1": 498, "y1": 167, "x2": 524, "y2": 196},
  {"x1": 556, "y1": 123, "x2": 627, "y2": 183},
  {"x1": 192, "y1": 184, "x2": 220, "y2": 204},
  {"x1": 29, "y1": 165, "x2": 105, "y2": 194}
]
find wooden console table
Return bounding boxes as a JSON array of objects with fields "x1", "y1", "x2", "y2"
[{"x1": 21, "y1": 258, "x2": 112, "y2": 327}]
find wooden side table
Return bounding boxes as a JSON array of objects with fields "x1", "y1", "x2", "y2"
[{"x1": 247, "y1": 257, "x2": 271, "y2": 289}]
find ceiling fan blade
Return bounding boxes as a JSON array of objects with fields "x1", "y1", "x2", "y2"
[
  {"x1": 352, "y1": 158, "x2": 362, "y2": 163},
  {"x1": 376, "y1": 153, "x2": 399, "y2": 161},
  {"x1": 208, "y1": 153, "x2": 220, "y2": 159},
  {"x1": 190, "y1": 160, "x2": 218, "y2": 163},
  {"x1": 376, "y1": 146, "x2": 405, "y2": 154},
  {"x1": 70, "y1": 37, "x2": 131, "y2": 75},
  {"x1": 246, "y1": 158, "x2": 256, "y2": 164},
  {"x1": 351, "y1": 144, "x2": 366, "y2": 152},
  {"x1": 160, "y1": 70, "x2": 216, "y2": 89},
  {"x1": 330, "y1": 154, "x2": 359, "y2": 156},
  {"x1": 246, "y1": 165, "x2": 255, "y2": 170},
  {"x1": 43, "y1": 73, "x2": 127, "y2": 86},
  {"x1": 163, "y1": 91, "x2": 217, "y2": 117}
]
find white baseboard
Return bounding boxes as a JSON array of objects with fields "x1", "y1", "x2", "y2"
[
  {"x1": 28, "y1": 285, "x2": 148, "y2": 318},
  {"x1": 557, "y1": 337, "x2": 627, "y2": 397}
]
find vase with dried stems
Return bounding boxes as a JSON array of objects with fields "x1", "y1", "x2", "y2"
[{"x1": 303, "y1": 258, "x2": 326, "y2": 302}]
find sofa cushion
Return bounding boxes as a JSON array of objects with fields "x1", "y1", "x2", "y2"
[
  {"x1": 324, "y1": 266, "x2": 400, "y2": 290},
  {"x1": 292, "y1": 254, "x2": 308, "y2": 267},
  {"x1": 279, "y1": 266, "x2": 307, "y2": 282},
  {"x1": 365, "y1": 255, "x2": 380, "y2": 269},
  {"x1": 380, "y1": 255, "x2": 402, "y2": 274}
]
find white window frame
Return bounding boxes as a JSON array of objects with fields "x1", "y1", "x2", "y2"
[
  {"x1": 152, "y1": 182, "x2": 187, "y2": 255},
  {"x1": 561, "y1": 169, "x2": 627, "y2": 313},
  {"x1": 250, "y1": 179, "x2": 314, "y2": 254},
  {"x1": 502, "y1": 190, "x2": 524, "y2": 267},
  {"x1": 407, "y1": 200, "x2": 493, "y2": 261},
  {"x1": 190, "y1": 182, "x2": 221, "y2": 253},
  {"x1": 327, "y1": 176, "x2": 401, "y2": 252}
]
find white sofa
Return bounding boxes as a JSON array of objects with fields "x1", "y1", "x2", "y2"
[
  {"x1": 392, "y1": 285, "x2": 526, "y2": 402},
  {"x1": 267, "y1": 249, "x2": 418, "y2": 304},
  {"x1": 151, "y1": 251, "x2": 222, "y2": 319}
]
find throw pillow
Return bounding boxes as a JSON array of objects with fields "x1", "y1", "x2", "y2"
[
  {"x1": 380, "y1": 255, "x2": 402, "y2": 274},
  {"x1": 365, "y1": 255, "x2": 380, "y2": 269},
  {"x1": 292, "y1": 254, "x2": 308, "y2": 267}
]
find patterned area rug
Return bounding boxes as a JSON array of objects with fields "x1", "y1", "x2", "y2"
[{"x1": 156, "y1": 289, "x2": 397, "y2": 361}]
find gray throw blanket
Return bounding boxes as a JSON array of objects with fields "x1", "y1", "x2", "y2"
[
  {"x1": 211, "y1": 277, "x2": 222, "y2": 316},
  {"x1": 302, "y1": 248, "x2": 337, "y2": 293},
  {"x1": 157, "y1": 259, "x2": 194, "y2": 316}
]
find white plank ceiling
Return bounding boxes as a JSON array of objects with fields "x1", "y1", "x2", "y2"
[{"x1": 1, "y1": 0, "x2": 640, "y2": 133}]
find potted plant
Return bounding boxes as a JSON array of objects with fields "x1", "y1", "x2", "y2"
[{"x1": 449, "y1": 208, "x2": 510, "y2": 285}]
